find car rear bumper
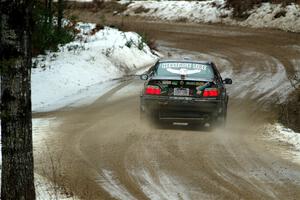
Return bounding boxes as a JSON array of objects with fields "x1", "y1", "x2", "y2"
[{"x1": 140, "y1": 95, "x2": 225, "y2": 122}]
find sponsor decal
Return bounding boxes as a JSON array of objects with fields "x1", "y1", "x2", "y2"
[
  {"x1": 160, "y1": 62, "x2": 207, "y2": 70},
  {"x1": 160, "y1": 63, "x2": 208, "y2": 75}
]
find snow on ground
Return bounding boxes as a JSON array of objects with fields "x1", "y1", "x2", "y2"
[
  {"x1": 238, "y1": 3, "x2": 300, "y2": 32},
  {"x1": 267, "y1": 123, "x2": 300, "y2": 163},
  {"x1": 131, "y1": 169, "x2": 190, "y2": 200},
  {"x1": 123, "y1": 0, "x2": 230, "y2": 23},
  {"x1": 129, "y1": 168, "x2": 211, "y2": 200},
  {"x1": 97, "y1": 169, "x2": 137, "y2": 200},
  {"x1": 32, "y1": 23, "x2": 157, "y2": 112},
  {"x1": 123, "y1": 1, "x2": 300, "y2": 33}
]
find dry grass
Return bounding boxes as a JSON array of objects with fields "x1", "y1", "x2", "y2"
[{"x1": 37, "y1": 144, "x2": 101, "y2": 200}]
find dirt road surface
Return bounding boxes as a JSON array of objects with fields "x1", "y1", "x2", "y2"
[{"x1": 34, "y1": 22, "x2": 300, "y2": 200}]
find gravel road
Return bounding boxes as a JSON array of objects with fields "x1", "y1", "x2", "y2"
[{"x1": 35, "y1": 21, "x2": 300, "y2": 200}]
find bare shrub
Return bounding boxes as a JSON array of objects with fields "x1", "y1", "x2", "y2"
[
  {"x1": 176, "y1": 17, "x2": 189, "y2": 23},
  {"x1": 134, "y1": 6, "x2": 150, "y2": 14},
  {"x1": 90, "y1": 23, "x2": 104, "y2": 35},
  {"x1": 36, "y1": 142, "x2": 99, "y2": 199},
  {"x1": 116, "y1": 20, "x2": 158, "y2": 51},
  {"x1": 274, "y1": 9, "x2": 287, "y2": 18}
]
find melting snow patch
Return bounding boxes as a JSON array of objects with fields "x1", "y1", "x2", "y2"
[
  {"x1": 131, "y1": 169, "x2": 193, "y2": 200},
  {"x1": 270, "y1": 124, "x2": 300, "y2": 151},
  {"x1": 97, "y1": 169, "x2": 137, "y2": 200},
  {"x1": 267, "y1": 123, "x2": 300, "y2": 162}
]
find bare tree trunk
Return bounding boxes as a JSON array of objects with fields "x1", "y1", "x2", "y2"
[
  {"x1": 57, "y1": 0, "x2": 64, "y2": 33},
  {"x1": 0, "y1": 0, "x2": 36, "y2": 199},
  {"x1": 44, "y1": 0, "x2": 49, "y2": 24},
  {"x1": 48, "y1": 0, "x2": 53, "y2": 25}
]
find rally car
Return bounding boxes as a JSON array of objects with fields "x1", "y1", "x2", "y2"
[{"x1": 140, "y1": 59, "x2": 232, "y2": 127}]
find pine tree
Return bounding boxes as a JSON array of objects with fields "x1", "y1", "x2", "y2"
[{"x1": 0, "y1": 0, "x2": 36, "y2": 199}]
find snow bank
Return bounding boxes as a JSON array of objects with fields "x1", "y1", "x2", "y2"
[
  {"x1": 124, "y1": 0, "x2": 230, "y2": 23},
  {"x1": 123, "y1": 1, "x2": 300, "y2": 33},
  {"x1": 237, "y1": 3, "x2": 300, "y2": 32},
  {"x1": 32, "y1": 23, "x2": 157, "y2": 112}
]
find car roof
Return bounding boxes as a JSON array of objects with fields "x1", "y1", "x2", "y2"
[{"x1": 158, "y1": 59, "x2": 212, "y2": 65}]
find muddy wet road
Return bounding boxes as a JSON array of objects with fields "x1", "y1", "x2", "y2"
[{"x1": 35, "y1": 22, "x2": 300, "y2": 200}]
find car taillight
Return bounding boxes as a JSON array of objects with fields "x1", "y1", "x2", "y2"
[
  {"x1": 145, "y1": 85, "x2": 161, "y2": 95},
  {"x1": 203, "y1": 88, "x2": 219, "y2": 97}
]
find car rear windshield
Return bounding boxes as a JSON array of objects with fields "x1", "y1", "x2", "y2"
[{"x1": 155, "y1": 62, "x2": 214, "y2": 79}]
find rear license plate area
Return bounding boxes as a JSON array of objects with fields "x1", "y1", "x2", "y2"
[{"x1": 173, "y1": 88, "x2": 189, "y2": 96}]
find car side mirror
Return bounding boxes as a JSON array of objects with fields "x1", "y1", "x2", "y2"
[
  {"x1": 223, "y1": 78, "x2": 232, "y2": 84},
  {"x1": 140, "y1": 74, "x2": 149, "y2": 80}
]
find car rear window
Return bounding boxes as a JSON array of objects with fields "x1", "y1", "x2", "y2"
[{"x1": 155, "y1": 62, "x2": 214, "y2": 79}]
